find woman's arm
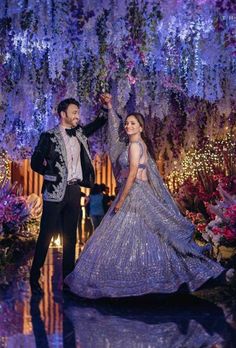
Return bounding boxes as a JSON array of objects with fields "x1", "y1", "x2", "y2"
[
  {"x1": 101, "y1": 94, "x2": 126, "y2": 168},
  {"x1": 114, "y1": 142, "x2": 141, "y2": 213}
]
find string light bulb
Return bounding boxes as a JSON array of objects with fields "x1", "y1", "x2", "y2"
[
  {"x1": 167, "y1": 134, "x2": 236, "y2": 192},
  {"x1": 0, "y1": 150, "x2": 11, "y2": 184}
]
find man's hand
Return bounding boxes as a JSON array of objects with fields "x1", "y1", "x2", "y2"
[{"x1": 100, "y1": 93, "x2": 112, "y2": 109}]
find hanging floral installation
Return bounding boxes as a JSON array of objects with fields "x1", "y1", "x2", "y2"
[{"x1": 0, "y1": 0, "x2": 235, "y2": 162}]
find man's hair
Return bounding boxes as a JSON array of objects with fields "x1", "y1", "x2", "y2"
[{"x1": 57, "y1": 98, "x2": 80, "y2": 117}]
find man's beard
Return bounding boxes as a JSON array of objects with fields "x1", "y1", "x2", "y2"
[{"x1": 65, "y1": 113, "x2": 79, "y2": 127}]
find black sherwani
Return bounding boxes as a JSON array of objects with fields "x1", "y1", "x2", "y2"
[{"x1": 30, "y1": 115, "x2": 107, "y2": 282}]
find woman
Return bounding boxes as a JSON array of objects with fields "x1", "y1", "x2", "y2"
[{"x1": 65, "y1": 94, "x2": 225, "y2": 299}]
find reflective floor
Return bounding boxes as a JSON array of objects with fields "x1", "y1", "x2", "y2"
[{"x1": 0, "y1": 248, "x2": 236, "y2": 348}]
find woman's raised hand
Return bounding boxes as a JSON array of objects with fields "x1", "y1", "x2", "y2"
[{"x1": 100, "y1": 93, "x2": 112, "y2": 109}]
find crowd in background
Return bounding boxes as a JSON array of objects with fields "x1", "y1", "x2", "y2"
[{"x1": 78, "y1": 184, "x2": 118, "y2": 245}]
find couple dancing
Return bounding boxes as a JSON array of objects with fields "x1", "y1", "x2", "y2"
[{"x1": 30, "y1": 93, "x2": 226, "y2": 298}]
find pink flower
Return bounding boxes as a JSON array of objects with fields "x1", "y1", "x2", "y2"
[
  {"x1": 223, "y1": 204, "x2": 236, "y2": 225},
  {"x1": 197, "y1": 223, "x2": 207, "y2": 232},
  {"x1": 127, "y1": 74, "x2": 137, "y2": 85},
  {"x1": 212, "y1": 226, "x2": 223, "y2": 235},
  {"x1": 127, "y1": 61, "x2": 135, "y2": 69},
  {"x1": 223, "y1": 227, "x2": 236, "y2": 241}
]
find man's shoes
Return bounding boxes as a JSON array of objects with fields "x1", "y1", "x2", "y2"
[{"x1": 30, "y1": 280, "x2": 44, "y2": 296}]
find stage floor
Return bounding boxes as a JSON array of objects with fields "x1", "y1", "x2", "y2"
[{"x1": 0, "y1": 248, "x2": 236, "y2": 347}]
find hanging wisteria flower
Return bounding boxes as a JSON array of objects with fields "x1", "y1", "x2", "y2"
[{"x1": 0, "y1": 0, "x2": 235, "y2": 161}]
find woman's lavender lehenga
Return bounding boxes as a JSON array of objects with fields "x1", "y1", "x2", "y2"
[{"x1": 65, "y1": 109, "x2": 224, "y2": 299}]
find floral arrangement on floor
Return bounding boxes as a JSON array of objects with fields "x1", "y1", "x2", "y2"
[
  {"x1": 175, "y1": 172, "x2": 236, "y2": 263},
  {"x1": 202, "y1": 187, "x2": 236, "y2": 262},
  {"x1": 0, "y1": 179, "x2": 41, "y2": 287},
  {"x1": 0, "y1": 180, "x2": 29, "y2": 235}
]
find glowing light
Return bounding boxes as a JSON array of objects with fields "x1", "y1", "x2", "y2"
[
  {"x1": 167, "y1": 133, "x2": 236, "y2": 192},
  {"x1": 50, "y1": 234, "x2": 62, "y2": 248},
  {"x1": 0, "y1": 151, "x2": 11, "y2": 184}
]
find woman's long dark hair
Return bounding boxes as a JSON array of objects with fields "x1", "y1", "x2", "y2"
[{"x1": 125, "y1": 112, "x2": 156, "y2": 160}]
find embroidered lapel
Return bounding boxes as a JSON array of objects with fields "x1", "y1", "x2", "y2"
[
  {"x1": 75, "y1": 128, "x2": 92, "y2": 161},
  {"x1": 52, "y1": 126, "x2": 68, "y2": 167},
  {"x1": 44, "y1": 126, "x2": 68, "y2": 202}
]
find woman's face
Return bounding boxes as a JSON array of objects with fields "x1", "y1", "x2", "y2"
[{"x1": 124, "y1": 115, "x2": 142, "y2": 136}]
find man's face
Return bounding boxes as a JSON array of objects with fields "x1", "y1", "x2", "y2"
[{"x1": 61, "y1": 104, "x2": 80, "y2": 128}]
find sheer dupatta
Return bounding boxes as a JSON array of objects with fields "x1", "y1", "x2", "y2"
[
  {"x1": 107, "y1": 108, "x2": 126, "y2": 180},
  {"x1": 146, "y1": 155, "x2": 200, "y2": 254}
]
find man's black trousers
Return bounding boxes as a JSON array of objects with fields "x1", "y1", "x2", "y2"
[{"x1": 30, "y1": 184, "x2": 81, "y2": 282}]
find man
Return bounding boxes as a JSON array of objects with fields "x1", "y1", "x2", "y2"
[{"x1": 30, "y1": 97, "x2": 107, "y2": 295}]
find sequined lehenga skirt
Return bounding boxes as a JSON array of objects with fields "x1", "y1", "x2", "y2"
[{"x1": 65, "y1": 180, "x2": 224, "y2": 299}]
